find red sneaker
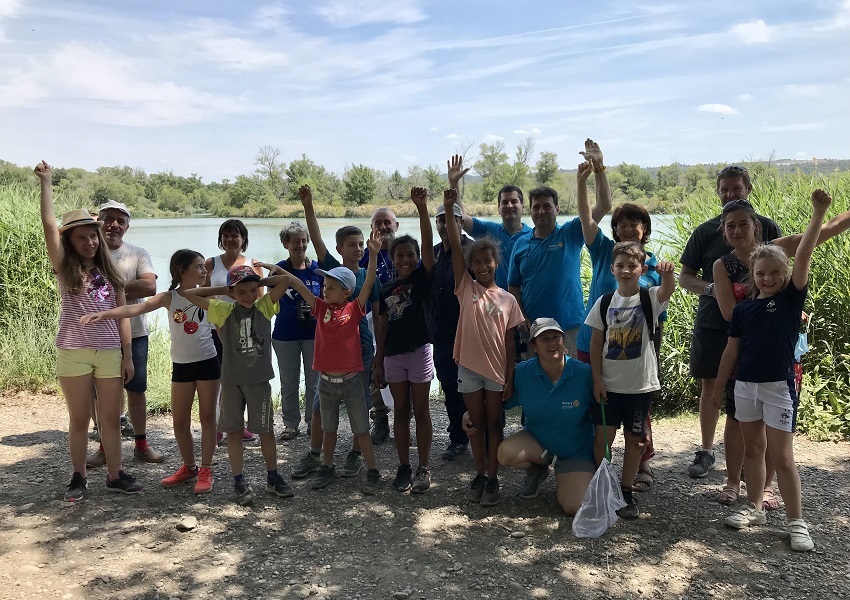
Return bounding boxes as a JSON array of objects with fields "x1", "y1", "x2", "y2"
[
  {"x1": 194, "y1": 467, "x2": 214, "y2": 495},
  {"x1": 242, "y1": 428, "x2": 257, "y2": 442},
  {"x1": 161, "y1": 465, "x2": 198, "y2": 487}
]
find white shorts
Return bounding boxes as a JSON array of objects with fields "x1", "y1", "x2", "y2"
[
  {"x1": 734, "y1": 380, "x2": 798, "y2": 433},
  {"x1": 456, "y1": 364, "x2": 502, "y2": 393}
]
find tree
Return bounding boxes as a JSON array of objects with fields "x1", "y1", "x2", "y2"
[
  {"x1": 423, "y1": 165, "x2": 444, "y2": 199},
  {"x1": 255, "y1": 145, "x2": 286, "y2": 201},
  {"x1": 407, "y1": 165, "x2": 425, "y2": 188},
  {"x1": 473, "y1": 141, "x2": 510, "y2": 202},
  {"x1": 657, "y1": 162, "x2": 684, "y2": 189},
  {"x1": 614, "y1": 163, "x2": 656, "y2": 201},
  {"x1": 386, "y1": 169, "x2": 406, "y2": 202},
  {"x1": 228, "y1": 174, "x2": 266, "y2": 209},
  {"x1": 535, "y1": 151, "x2": 559, "y2": 186},
  {"x1": 343, "y1": 164, "x2": 377, "y2": 206},
  {"x1": 504, "y1": 137, "x2": 536, "y2": 189},
  {"x1": 284, "y1": 154, "x2": 342, "y2": 205}
]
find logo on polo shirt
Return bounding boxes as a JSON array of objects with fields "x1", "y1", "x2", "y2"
[
  {"x1": 561, "y1": 399, "x2": 580, "y2": 410},
  {"x1": 766, "y1": 299, "x2": 776, "y2": 313},
  {"x1": 548, "y1": 242, "x2": 564, "y2": 251}
]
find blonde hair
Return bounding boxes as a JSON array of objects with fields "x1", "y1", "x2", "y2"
[
  {"x1": 747, "y1": 244, "x2": 789, "y2": 297},
  {"x1": 59, "y1": 225, "x2": 125, "y2": 294}
]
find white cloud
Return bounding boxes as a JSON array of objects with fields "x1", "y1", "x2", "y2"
[
  {"x1": 484, "y1": 133, "x2": 504, "y2": 142},
  {"x1": 531, "y1": 127, "x2": 542, "y2": 133},
  {"x1": 0, "y1": 0, "x2": 20, "y2": 18},
  {"x1": 250, "y1": 4, "x2": 290, "y2": 30},
  {"x1": 697, "y1": 103, "x2": 739, "y2": 115},
  {"x1": 739, "y1": 93, "x2": 754, "y2": 102},
  {"x1": 513, "y1": 129, "x2": 529, "y2": 134},
  {"x1": 429, "y1": 126, "x2": 439, "y2": 131},
  {"x1": 729, "y1": 19, "x2": 775, "y2": 44},
  {"x1": 764, "y1": 122, "x2": 826, "y2": 133},
  {"x1": 784, "y1": 84, "x2": 823, "y2": 97},
  {"x1": 446, "y1": 133, "x2": 459, "y2": 139},
  {"x1": 314, "y1": 0, "x2": 426, "y2": 27}
]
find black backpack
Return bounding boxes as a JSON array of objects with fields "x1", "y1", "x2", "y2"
[{"x1": 599, "y1": 287, "x2": 656, "y2": 340}]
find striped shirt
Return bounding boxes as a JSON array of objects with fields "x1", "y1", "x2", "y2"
[{"x1": 55, "y1": 269, "x2": 121, "y2": 350}]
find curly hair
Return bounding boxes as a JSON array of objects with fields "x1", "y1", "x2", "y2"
[{"x1": 279, "y1": 221, "x2": 310, "y2": 246}]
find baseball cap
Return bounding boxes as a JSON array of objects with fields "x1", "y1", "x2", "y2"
[
  {"x1": 316, "y1": 267, "x2": 356, "y2": 292},
  {"x1": 227, "y1": 265, "x2": 261, "y2": 286},
  {"x1": 436, "y1": 204, "x2": 463, "y2": 218},
  {"x1": 98, "y1": 199, "x2": 131, "y2": 218},
  {"x1": 529, "y1": 317, "x2": 564, "y2": 339}
]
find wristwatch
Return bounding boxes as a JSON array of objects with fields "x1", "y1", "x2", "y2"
[{"x1": 703, "y1": 283, "x2": 714, "y2": 297}]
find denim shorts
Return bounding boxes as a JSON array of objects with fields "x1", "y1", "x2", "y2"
[
  {"x1": 124, "y1": 335, "x2": 149, "y2": 393},
  {"x1": 319, "y1": 372, "x2": 370, "y2": 435}
]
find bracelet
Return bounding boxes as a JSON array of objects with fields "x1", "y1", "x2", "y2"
[{"x1": 593, "y1": 165, "x2": 606, "y2": 173}]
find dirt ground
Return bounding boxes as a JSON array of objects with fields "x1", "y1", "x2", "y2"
[{"x1": 0, "y1": 390, "x2": 848, "y2": 600}]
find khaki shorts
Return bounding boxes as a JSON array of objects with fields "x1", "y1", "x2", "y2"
[
  {"x1": 56, "y1": 348, "x2": 122, "y2": 379},
  {"x1": 219, "y1": 382, "x2": 273, "y2": 434}
]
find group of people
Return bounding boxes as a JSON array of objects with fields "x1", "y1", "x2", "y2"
[{"x1": 37, "y1": 137, "x2": 847, "y2": 552}]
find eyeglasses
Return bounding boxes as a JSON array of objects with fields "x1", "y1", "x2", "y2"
[
  {"x1": 721, "y1": 199, "x2": 754, "y2": 213},
  {"x1": 718, "y1": 165, "x2": 749, "y2": 177}
]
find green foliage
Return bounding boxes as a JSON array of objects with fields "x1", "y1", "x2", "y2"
[
  {"x1": 535, "y1": 151, "x2": 559, "y2": 186},
  {"x1": 343, "y1": 164, "x2": 377, "y2": 206},
  {"x1": 423, "y1": 165, "x2": 444, "y2": 199}
]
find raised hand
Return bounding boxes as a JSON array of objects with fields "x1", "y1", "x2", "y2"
[
  {"x1": 577, "y1": 160, "x2": 592, "y2": 183},
  {"x1": 298, "y1": 184, "x2": 313, "y2": 206},
  {"x1": 367, "y1": 229, "x2": 383, "y2": 254},
  {"x1": 578, "y1": 138, "x2": 604, "y2": 168},
  {"x1": 34, "y1": 160, "x2": 52, "y2": 181},
  {"x1": 410, "y1": 186, "x2": 428, "y2": 208},
  {"x1": 443, "y1": 188, "x2": 457, "y2": 208},
  {"x1": 811, "y1": 189, "x2": 832, "y2": 212},
  {"x1": 447, "y1": 154, "x2": 470, "y2": 188},
  {"x1": 253, "y1": 260, "x2": 284, "y2": 275},
  {"x1": 656, "y1": 261, "x2": 675, "y2": 274}
]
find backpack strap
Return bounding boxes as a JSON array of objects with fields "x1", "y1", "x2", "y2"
[
  {"x1": 599, "y1": 292, "x2": 615, "y2": 335},
  {"x1": 639, "y1": 287, "x2": 656, "y2": 339}
]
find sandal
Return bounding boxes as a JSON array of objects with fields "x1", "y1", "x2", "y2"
[
  {"x1": 277, "y1": 427, "x2": 299, "y2": 441},
  {"x1": 763, "y1": 488, "x2": 784, "y2": 511},
  {"x1": 633, "y1": 465, "x2": 654, "y2": 492},
  {"x1": 717, "y1": 484, "x2": 739, "y2": 506}
]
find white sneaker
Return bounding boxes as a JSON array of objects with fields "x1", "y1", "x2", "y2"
[
  {"x1": 725, "y1": 501, "x2": 767, "y2": 529},
  {"x1": 787, "y1": 519, "x2": 814, "y2": 551}
]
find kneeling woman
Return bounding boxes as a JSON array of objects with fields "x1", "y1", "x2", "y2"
[{"x1": 467, "y1": 317, "x2": 595, "y2": 514}]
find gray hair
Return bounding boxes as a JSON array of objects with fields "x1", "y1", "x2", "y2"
[{"x1": 279, "y1": 221, "x2": 310, "y2": 245}]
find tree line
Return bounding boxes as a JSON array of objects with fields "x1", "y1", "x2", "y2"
[{"x1": 1, "y1": 142, "x2": 848, "y2": 219}]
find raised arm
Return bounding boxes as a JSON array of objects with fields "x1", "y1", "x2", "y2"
[
  {"x1": 791, "y1": 189, "x2": 831, "y2": 290},
  {"x1": 576, "y1": 161, "x2": 597, "y2": 246},
  {"x1": 579, "y1": 139, "x2": 612, "y2": 223},
  {"x1": 359, "y1": 230, "x2": 382, "y2": 309},
  {"x1": 35, "y1": 161, "x2": 63, "y2": 272},
  {"x1": 443, "y1": 189, "x2": 467, "y2": 284},
  {"x1": 712, "y1": 259, "x2": 736, "y2": 321},
  {"x1": 278, "y1": 273, "x2": 316, "y2": 309},
  {"x1": 655, "y1": 260, "x2": 676, "y2": 304},
  {"x1": 411, "y1": 187, "x2": 435, "y2": 272},
  {"x1": 184, "y1": 285, "x2": 227, "y2": 310},
  {"x1": 261, "y1": 274, "x2": 295, "y2": 304},
  {"x1": 447, "y1": 154, "x2": 474, "y2": 234},
  {"x1": 81, "y1": 291, "x2": 170, "y2": 324},
  {"x1": 299, "y1": 185, "x2": 328, "y2": 262},
  {"x1": 254, "y1": 261, "x2": 285, "y2": 275},
  {"x1": 773, "y1": 204, "x2": 850, "y2": 258}
]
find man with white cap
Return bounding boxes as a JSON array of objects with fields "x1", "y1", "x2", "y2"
[
  {"x1": 432, "y1": 202, "x2": 473, "y2": 461},
  {"x1": 88, "y1": 200, "x2": 163, "y2": 466}
]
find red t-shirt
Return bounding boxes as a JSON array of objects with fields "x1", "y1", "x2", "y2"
[{"x1": 311, "y1": 297, "x2": 367, "y2": 373}]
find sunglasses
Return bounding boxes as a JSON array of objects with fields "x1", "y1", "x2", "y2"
[{"x1": 718, "y1": 165, "x2": 749, "y2": 177}]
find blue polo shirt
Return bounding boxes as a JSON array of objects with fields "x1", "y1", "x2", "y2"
[
  {"x1": 577, "y1": 230, "x2": 616, "y2": 354},
  {"x1": 504, "y1": 357, "x2": 594, "y2": 460},
  {"x1": 507, "y1": 218, "x2": 585, "y2": 329},
  {"x1": 470, "y1": 218, "x2": 532, "y2": 290}
]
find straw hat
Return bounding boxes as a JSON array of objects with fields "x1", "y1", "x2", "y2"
[{"x1": 58, "y1": 209, "x2": 105, "y2": 233}]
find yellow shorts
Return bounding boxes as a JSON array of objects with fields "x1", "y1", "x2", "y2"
[{"x1": 56, "y1": 348, "x2": 122, "y2": 379}]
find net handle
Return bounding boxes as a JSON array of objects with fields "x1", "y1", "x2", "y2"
[{"x1": 601, "y1": 398, "x2": 611, "y2": 462}]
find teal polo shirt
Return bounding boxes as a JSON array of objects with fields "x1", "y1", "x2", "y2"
[{"x1": 470, "y1": 218, "x2": 532, "y2": 291}]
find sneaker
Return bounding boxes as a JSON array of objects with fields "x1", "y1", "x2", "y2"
[
  {"x1": 479, "y1": 476, "x2": 500, "y2": 506},
  {"x1": 216, "y1": 432, "x2": 226, "y2": 446},
  {"x1": 340, "y1": 451, "x2": 365, "y2": 478},
  {"x1": 687, "y1": 450, "x2": 715, "y2": 478},
  {"x1": 725, "y1": 502, "x2": 767, "y2": 529},
  {"x1": 266, "y1": 473, "x2": 295, "y2": 498},
  {"x1": 440, "y1": 442, "x2": 468, "y2": 462},
  {"x1": 292, "y1": 452, "x2": 322, "y2": 479},
  {"x1": 787, "y1": 519, "x2": 815, "y2": 551},
  {"x1": 465, "y1": 473, "x2": 487, "y2": 503},
  {"x1": 312, "y1": 464, "x2": 335, "y2": 490},
  {"x1": 234, "y1": 481, "x2": 255, "y2": 506},
  {"x1": 519, "y1": 463, "x2": 550, "y2": 499},
  {"x1": 370, "y1": 415, "x2": 390, "y2": 445},
  {"x1": 134, "y1": 445, "x2": 165, "y2": 463},
  {"x1": 411, "y1": 466, "x2": 431, "y2": 494},
  {"x1": 161, "y1": 465, "x2": 198, "y2": 487},
  {"x1": 89, "y1": 425, "x2": 100, "y2": 442},
  {"x1": 64, "y1": 472, "x2": 87, "y2": 502},
  {"x1": 105, "y1": 470, "x2": 144, "y2": 494},
  {"x1": 242, "y1": 428, "x2": 257, "y2": 442},
  {"x1": 120, "y1": 415, "x2": 134, "y2": 438},
  {"x1": 392, "y1": 464, "x2": 413, "y2": 492},
  {"x1": 85, "y1": 447, "x2": 106, "y2": 469},
  {"x1": 362, "y1": 468, "x2": 381, "y2": 495},
  {"x1": 194, "y1": 468, "x2": 213, "y2": 495},
  {"x1": 617, "y1": 497, "x2": 640, "y2": 519}
]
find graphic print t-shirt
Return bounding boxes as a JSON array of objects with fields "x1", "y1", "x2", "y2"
[
  {"x1": 208, "y1": 294, "x2": 278, "y2": 385},
  {"x1": 584, "y1": 286, "x2": 668, "y2": 393},
  {"x1": 379, "y1": 264, "x2": 432, "y2": 356}
]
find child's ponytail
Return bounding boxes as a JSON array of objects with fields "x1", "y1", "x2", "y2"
[{"x1": 169, "y1": 249, "x2": 205, "y2": 290}]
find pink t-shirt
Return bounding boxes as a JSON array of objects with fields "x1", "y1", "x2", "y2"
[
  {"x1": 55, "y1": 269, "x2": 120, "y2": 350},
  {"x1": 311, "y1": 297, "x2": 366, "y2": 373},
  {"x1": 453, "y1": 272, "x2": 524, "y2": 385}
]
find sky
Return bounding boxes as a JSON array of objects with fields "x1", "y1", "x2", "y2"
[{"x1": 1, "y1": 0, "x2": 849, "y2": 182}]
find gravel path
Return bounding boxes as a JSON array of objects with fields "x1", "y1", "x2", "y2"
[{"x1": 0, "y1": 390, "x2": 848, "y2": 600}]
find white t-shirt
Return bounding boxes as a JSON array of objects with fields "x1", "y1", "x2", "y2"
[
  {"x1": 109, "y1": 242, "x2": 156, "y2": 338},
  {"x1": 584, "y1": 286, "x2": 668, "y2": 394}
]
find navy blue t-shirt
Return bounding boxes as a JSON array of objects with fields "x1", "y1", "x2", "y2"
[
  {"x1": 431, "y1": 236, "x2": 471, "y2": 344},
  {"x1": 360, "y1": 248, "x2": 394, "y2": 286},
  {"x1": 271, "y1": 259, "x2": 322, "y2": 342},
  {"x1": 728, "y1": 282, "x2": 806, "y2": 382}
]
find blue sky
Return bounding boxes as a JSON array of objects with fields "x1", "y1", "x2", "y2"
[{"x1": 1, "y1": 0, "x2": 848, "y2": 182}]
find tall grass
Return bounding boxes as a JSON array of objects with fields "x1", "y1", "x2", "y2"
[{"x1": 656, "y1": 168, "x2": 850, "y2": 440}]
